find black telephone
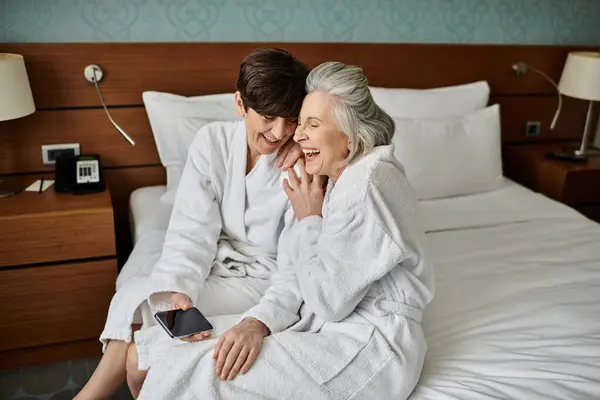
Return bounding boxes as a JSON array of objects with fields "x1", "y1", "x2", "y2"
[{"x1": 55, "y1": 154, "x2": 105, "y2": 194}]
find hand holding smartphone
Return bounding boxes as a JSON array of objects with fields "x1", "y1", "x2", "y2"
[
  {"x1": 171, "y1": 292, "x2": 193, "y2": 310},
  {"x1": 154, "y1": 307, "x2": 214, "y2": 339}
]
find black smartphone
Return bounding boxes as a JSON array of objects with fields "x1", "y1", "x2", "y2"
[{"x1": 154, "y1": 307, "x2": 214, "y2": 339}]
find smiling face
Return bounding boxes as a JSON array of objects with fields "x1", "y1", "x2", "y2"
[
  {"x1": 235, "y1": 91, "x2": 298, "y2": 156},
  {"x1": 294, "y1": 91, "x2": 350, "y2": 179}
]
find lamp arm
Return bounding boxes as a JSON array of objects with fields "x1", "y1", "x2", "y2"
[
  {"x1": 513, "y1": 62, "x2": 562, "y2": 130},
  {"x1": 91, "y1": 67, "x2": 135, "y2": 145},
  {"x1": 525, "y1": 65, "x2": 562, "y2": 130},
  {"x1": 84, "y1": 65, "x2": 135, "y2": 145}
]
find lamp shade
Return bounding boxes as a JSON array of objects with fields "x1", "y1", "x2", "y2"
[
  {"x1": 558, "y1": 51, "x2": 600, "y2": 102},
  {"x1": 0, "y1": 53, "x2": 36, "y2": 121}
]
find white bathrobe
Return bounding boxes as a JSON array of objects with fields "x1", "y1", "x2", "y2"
[
  {"x1": 134, "y1": 145, "x2": 435, "y2": 400},
  {"x1": 99, "y1": 120, "x2": 292, "y2": 348}
]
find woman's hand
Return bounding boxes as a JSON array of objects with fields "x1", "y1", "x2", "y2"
[
  {"x1": 283, "y1": 158, "x2": 325, "y2": 221},
  {"x1": 213, "y1": 318, "x2": 270, "y2": 380},
  {"x1": 276, "y1": 140, "x2": 303, "y2": 170},
  {"x1": 170, "y1": 293, "x2": 212, "y2": 342},
  {"x1": 171, "y1": 292, "x2": 192, "y2": 310}
]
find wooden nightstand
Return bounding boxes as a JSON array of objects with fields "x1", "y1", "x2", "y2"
[
  {"x1": 0, "y1": 178, "x2": 118, "y2": 369},
  {"x1": 503, "y1": 142, "x2": 600, "y2": 223}
]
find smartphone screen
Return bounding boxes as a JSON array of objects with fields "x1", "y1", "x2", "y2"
[{"x1": 154, "y1": 307, "x2": 214, "y2": 338}]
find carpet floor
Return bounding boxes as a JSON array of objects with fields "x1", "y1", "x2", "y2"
[{"x1": 0, "y1": 358, "x2": 133, "y2": 400}]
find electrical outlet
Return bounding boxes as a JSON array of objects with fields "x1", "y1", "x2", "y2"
[
  {"x1": 525, "y1": 121, "x2": 541, "y2": 137},
  {"x1": 42, "y1": 143, "x2": 81, "y2": 165}
]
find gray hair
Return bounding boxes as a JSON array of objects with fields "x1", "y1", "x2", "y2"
[{"x1": 305, "y1": 61, "x2": 395, "y2": 164}]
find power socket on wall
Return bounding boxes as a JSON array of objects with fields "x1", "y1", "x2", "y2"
[
  {"x1": 41, "y1": 143, "x2": 81, "y2": 165},
  {"x1": 525, "y1": 121, "x2": 541, "y2": 137}
]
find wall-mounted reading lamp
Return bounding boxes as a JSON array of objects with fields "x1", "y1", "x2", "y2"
[
  {"x1": 84, "y1": 64, "x2": 135, "y2": 145},
  {"x1": 511, "y1": 61, "x2": 562, "y2": 130},
  {"x1": 513, "y1": 52, "x2": 600, "y2": 161}
]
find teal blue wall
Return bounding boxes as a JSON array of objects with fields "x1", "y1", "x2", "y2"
[{"x1": 1, "y1": 0, "x2": 599, "y2": 44}]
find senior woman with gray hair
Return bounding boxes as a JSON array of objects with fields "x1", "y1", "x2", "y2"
[{"x1": 131, "y1": 61, "x2": 435, "y2": 400}]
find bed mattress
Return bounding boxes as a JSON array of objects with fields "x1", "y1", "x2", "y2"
[
  {"x1": 123, "y1": 180, "x2": 600, "y2": 399},
  {"x1": 413, "y1": 179, "x2": 600, "y2": 399},
  {"x1": 128, "y1": 185, "x2": 171, "y2": 245},
  {"x1": 118, "y1": 185, "x2": 170, "y2": 289}
]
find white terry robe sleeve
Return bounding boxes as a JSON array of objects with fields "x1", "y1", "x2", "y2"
[
  {"x1": 146, "y1": 132, "x2": 222, "y2": 311},
  {"x1": 240, "y1": 207, "x2": 303, "y2": 333},
  {"x1": 288, "y1": 180, "x2": 412, "y2": 322}
]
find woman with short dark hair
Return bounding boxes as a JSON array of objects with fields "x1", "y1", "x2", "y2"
[{"x1": 76, "y1": 48, "x2": 310, "y2": 400}]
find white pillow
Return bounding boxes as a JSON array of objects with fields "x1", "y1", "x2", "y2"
[
  {"x1": 160, "y1": 117, "x2": 216, "y2": 205},
  {"x1": 370, "y1": 81, "x2": 490, "y2": 119},
  {"x1": 392, "y1": 104, "x2": 502, "y2": 200},
  {"x1": 142, "y1": 91, "x2": 242, "y2": 204}
]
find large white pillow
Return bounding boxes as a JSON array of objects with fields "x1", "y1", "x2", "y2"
[
  {"x1": 142, "y1": 91, "x2": 242, "y2": 204},
  {"x1": 370, "y1": 81, "x2": 490, "y2": 119},
  {"x1": 392, "y1": 104, "x2": 502, "y2": 200},
  {"x1": 160, "y1": 117, "x2": 216, "y2": 205}
]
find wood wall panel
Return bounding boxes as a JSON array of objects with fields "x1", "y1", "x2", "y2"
[
  {"x1": 1, "y1": 43, "x2": 594, "y2": 109},
  {"x1": 0, "y1": 96, "x2": 590, "y2": 174},
  {"x1": 0, "y1": 107, "x2": 159, "y2": 174},
  {"x1": 492, "y1": 95, "x2": 588, "y2": 143}
]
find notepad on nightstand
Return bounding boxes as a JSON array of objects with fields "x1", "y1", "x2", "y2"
[{"x1": 25, "y1": 179, "x2": 55, "y2": 192}]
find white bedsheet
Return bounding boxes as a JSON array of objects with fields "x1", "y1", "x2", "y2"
[
  {"x1": 123, "y1": 180, "x2": 600, "y2": 399},
  {"x1": 128, "y1": 185, "x2": 171, "y2": 245},
  {"x1": 413, "y1": 179, "x2": 600, "y2": 399},
  {"x1": 118, "y1": 186, "x2": 171, "y2": 289}
]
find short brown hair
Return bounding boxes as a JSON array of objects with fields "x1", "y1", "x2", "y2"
[{"x1": 236, "y1": 48, "x2": 309, "y2": 119}]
